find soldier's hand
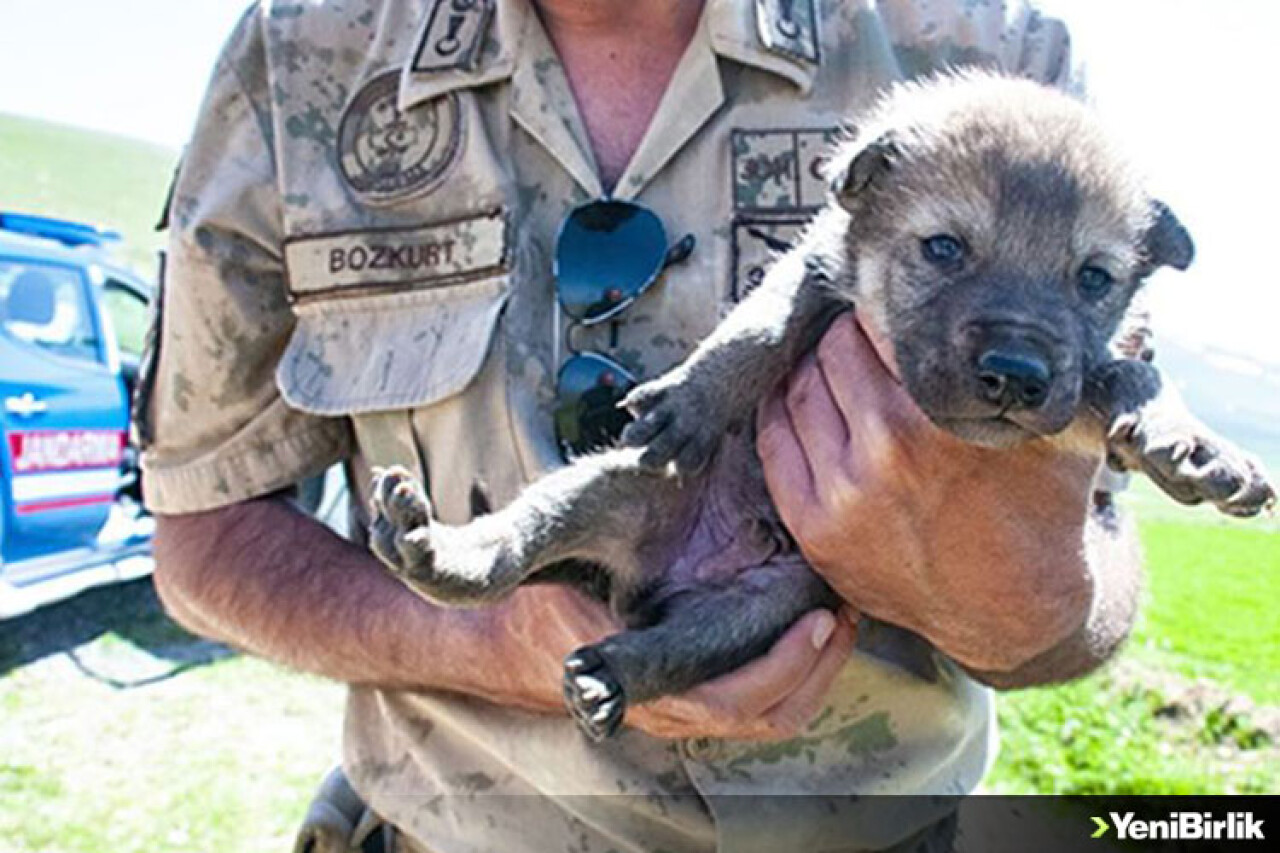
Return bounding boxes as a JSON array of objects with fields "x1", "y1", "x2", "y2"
[
  {"x1": 497, "y1": 585, "x2": 856, "y2": 741},
  {"x1": 628, "y1": 607, "x2": 857, "y2": 741},
  {"x1": 756, "y1": 312, "x2": 1098, "y2": 672}
]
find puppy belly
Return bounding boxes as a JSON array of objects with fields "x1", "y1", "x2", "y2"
[{"x1": 632, "y1": 429, "x2": 801, "y2": 599}]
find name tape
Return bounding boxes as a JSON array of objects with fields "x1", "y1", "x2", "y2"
[{"x1": 284, "y1": 211, "x2": 506, "y2": 300}]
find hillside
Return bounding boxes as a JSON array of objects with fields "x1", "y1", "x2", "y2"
[
  {"x1": 1158, "y1": 336, "x2": 1280, "y2": 475},
  {"x1": 0, "y1": 113, "x2": 177, "y2": 273}
]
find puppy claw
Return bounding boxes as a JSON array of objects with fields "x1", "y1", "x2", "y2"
[
  {"x1": 621, "y1": 383, "x2": 665, "y2": 415},
  {"x1": 618, "y1": 373, "x2": 724, "y2": 474},
  {"x1": 620, "y1": 410, "x2": 669, "y2": 450},
  {"x1": 1108, "y1": 413, "x2": 1140, "y2": 444},
  {"x1": 563, "y1": 647, "x2": 627, "y2": 742},
  {"x1": 1112, "y1": 415, "x2": 1276, "y2": 518}
]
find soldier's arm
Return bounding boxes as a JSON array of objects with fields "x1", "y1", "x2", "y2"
[
  {"x1": 153, "y1": 498, "x2": 857, "y2": 739},
  {"x1": 154, "y1": 498, "x2": 504, "y2": 693}
]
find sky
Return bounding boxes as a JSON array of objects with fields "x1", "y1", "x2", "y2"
[{"x1": 1, "y1": 0, "x2": 1278, "y2": 365}]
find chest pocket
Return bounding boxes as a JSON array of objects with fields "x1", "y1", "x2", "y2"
[{"x1": 276, "y1": 209, "x2": 511, "y2": 415}]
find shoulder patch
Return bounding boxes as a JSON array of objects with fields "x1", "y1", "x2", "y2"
[
  {"x1": 755, "y1": 0, "x2": 820, "y2": 64},
  {"x1": 337, "y1": 71, "x2": 464, "y2": 205},
  {"x1": 412, "y1": 0, "x2": 495, "y2": 73}
]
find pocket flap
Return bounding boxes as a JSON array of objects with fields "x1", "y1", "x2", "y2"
[{"x1": 277, "y1": 276, "x2": 508, "y2": 415}]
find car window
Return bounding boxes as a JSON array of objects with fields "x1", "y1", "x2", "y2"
[
  {"x1": 103, "y1": 280, "x2": 150, "y2": 357},
  {"x1": 0, "y1": 259, "x2": 101, "y2": 364}
]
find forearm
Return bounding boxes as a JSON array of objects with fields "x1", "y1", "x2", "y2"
[{"x1": 153, "y1": 495, "x2": 561, "y2": 707}]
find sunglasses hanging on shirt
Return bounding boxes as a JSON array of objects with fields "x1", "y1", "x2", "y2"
[{"x1": 551, "y1": 199, "x2": 695, "y2": 461}]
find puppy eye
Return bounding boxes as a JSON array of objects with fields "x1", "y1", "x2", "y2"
[
  {"x1": 1077, "y1": 265, "x2": 1114, "y2": 299},
  {"x1": 921, "y1": 234, "x2": 964, "y2": 266}
]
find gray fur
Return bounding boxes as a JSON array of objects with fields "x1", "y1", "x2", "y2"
[{"x1": 369, "y1": 74, "x2": 1275, "y2": 741}]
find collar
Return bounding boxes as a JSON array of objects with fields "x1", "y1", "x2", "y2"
[
  {"x1": 399, "y1": 0, "x2": 819, "y2": 111},
  {"x1": 707, "y1": 0, "x2": 820, "y2": 93}
]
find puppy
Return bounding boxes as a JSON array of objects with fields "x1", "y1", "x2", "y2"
[{"x1": 368, "y1": 74, "x2": 1275, "y2": 740}]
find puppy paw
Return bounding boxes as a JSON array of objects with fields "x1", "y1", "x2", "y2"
[
  {"x1": 370, "y1": 467, "x2": 523, "y2": 606},
  {"x1": 620, "y1": 372, "x2": 722, "y2": 474},
  {"x1": 369, "y1": 466, "x2": 438, "y2": 577},
  {"x1": 563, "y1": 646, "x2": 627, "y2": 742},
  {"x1": 1110, "y1": 414, "x2": 1277, "y2": 518}
]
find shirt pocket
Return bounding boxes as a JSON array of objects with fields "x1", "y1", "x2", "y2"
[{"x1": 275, "y1": 209, "x2": 510, "y2": 415}]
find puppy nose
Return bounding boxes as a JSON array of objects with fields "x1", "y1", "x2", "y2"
[{"x1": 975, "y1": 349, "x2": 1052, "y2": 409}]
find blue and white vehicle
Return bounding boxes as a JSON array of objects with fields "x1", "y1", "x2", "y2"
[{"x1": 0, "y1": 212, "x2": 155, "y2": 618}]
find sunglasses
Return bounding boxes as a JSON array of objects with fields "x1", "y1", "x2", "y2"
[{"x1": 552, "y1": 199, "x2": 695, "y2": 460}]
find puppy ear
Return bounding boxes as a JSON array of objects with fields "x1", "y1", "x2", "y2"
[
  {"x1": 1141, "y1": 200, "x2": 1195, "y2": 272},
  {"x1": 827, "y1": 134, "x2": 899, "y2": 211}
]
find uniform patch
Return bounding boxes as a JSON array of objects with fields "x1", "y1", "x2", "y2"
[
  {"x1": 731, "y1": 127, "x2": 838, "y2": 213},
  {"x1": 730, "y1": 127, "x2": 837, "y2": 300},
  {"x1": 755, "y1": 0, "x2": 820, "y2": 64},
  {"x1": 338, "y1": 71, "x2": 463, "y2": 205},
  {"x1": 412, "y1": 0, "x2": 495, "y2": 73},
  {"x1": 284, "y1": 210, "x2": 508, "y2": 304},
  {"x1": 731, "y1": 217, "x2": 807, "y2": 302}
]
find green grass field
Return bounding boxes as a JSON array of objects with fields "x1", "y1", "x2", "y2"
[
  {"x1": 0, "y1": 113, "x2": 177, "y2": 272},
  {"x1": 1135, "y1": 519, "x2": 1280, "y2": 703},
  {"x1": 0, "y1": 601, "x2": 344, "y2": 853}
]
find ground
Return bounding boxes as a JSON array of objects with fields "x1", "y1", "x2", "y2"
[
  {"x1": 0, "y1": 582, "x2": 343, "y2": 853},
  {"x1": 988, "y1": 482, "x2": 1280, "y2": 796}
]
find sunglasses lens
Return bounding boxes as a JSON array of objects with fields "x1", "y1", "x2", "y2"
[
  {"x1": 554, "y1": 352, "x2": 637, "y2": 458},
  {"x1": 555, "y1": 200, "x2": 667, "y2": 323}
]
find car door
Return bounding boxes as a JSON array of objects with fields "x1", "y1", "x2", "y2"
[
  {"x1": 0, "y1": 253, "x2": 127, "y2": 565},
  {"x1": 99, "y1": 272, "x2": 153, "y2": 502}
]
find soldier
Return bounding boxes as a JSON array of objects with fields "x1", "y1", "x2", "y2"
[{"x1": 141, "y1": 1, "x2": 1134, "y2": 851}]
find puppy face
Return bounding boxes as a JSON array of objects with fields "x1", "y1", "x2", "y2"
[{"x1": 828, "y1": 74, "x2": 1193, "y2": 447}]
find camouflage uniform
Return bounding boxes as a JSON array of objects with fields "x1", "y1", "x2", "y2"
[{"x1": 140, "y1": 1, "x2": 1075, "y2": 850}]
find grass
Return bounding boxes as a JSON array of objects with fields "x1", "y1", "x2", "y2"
[
  {"x1": 0, "y1": 582, "x2": 344, "y2": 853},
  {"x1": 0, "y1": 113, "x2": 177, "y2": 273},
  {"x1": 1133, "y1": 519, "x2": 1280, "y2": 704},
  {"x1": 0, "y1": 659, "x2": 343, "y2": 853}
]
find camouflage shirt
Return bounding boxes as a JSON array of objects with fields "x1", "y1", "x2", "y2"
[{"x1": 140, "y1": 1, "x2": 1075, "y2": 850}]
